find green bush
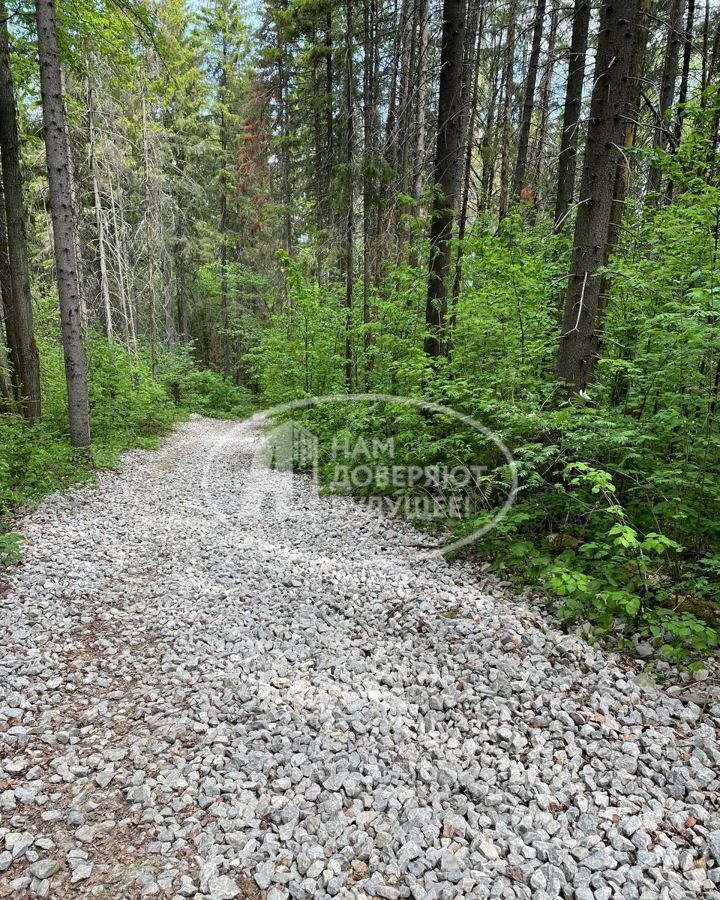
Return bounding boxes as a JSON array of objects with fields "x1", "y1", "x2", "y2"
[{"x1": 175, "y1": 369, "x2": 254, "y2": 419}]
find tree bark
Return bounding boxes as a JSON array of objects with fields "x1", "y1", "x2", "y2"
[
  {"x1": 424, "y1": 0, "x2": 467, "y2": 360},
  {"x1": 600, "y1": 0, "x2": 651, "y2": 311},
  {"x1": 529, "y1": 0, "x2": 558, "y2": 210},
  {"x1": 449, "y1": 0, "x2": 484, "y2": 332},
  {"x1": 0, "y1": 1, "x2": 40, "y2": 420},
  {"x1": 0, "y1": 182, "x2": 12, "y2": 402},
  {"x1": 344, "y1": 0, "x2": 354, "y2": 389},
  {"x1": 36, "y1": 0, "x2": 89, "y2": 445},
  {"x1": 553, "y1": 0, "x2": 590, "y2": 230},
  {"x1": 362, "y1": 0, "x2": 380, "y2": 385},
  {"x1": 646, "y1": 0, "x2": 685, "y2": 199},
  {"x1": 512, "y1": 0, "x2": 546, "y2": 202},
  {"x1": 498, "y1": 6, "x2": 516, "y2": 221},
  {"x1": 86, "y1": 71, "x2": 113, "y2": 343},
  {"x1": 665, "y1": 0, "x2": 695, "y2": 201},
  {"x1": 555, "y1": 0, "x2": 641, "y2": 392},
  {"x1": 219, "y1": 34, "x2": 231, "y2": 374}
]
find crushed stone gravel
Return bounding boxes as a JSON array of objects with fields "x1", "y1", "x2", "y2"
[{"x1": 1, "y1": 415, "x2": 720, "y2": 899}]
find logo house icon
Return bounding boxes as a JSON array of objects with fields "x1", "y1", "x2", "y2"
[{"x1": 265, "y1": 420, "x2": 319, "y2": 487}]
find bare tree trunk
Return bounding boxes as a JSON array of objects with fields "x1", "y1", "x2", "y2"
[
  {"x1": 0, "y1": 1, "x2": 40, "y2": 420},
  {"x1": 411, "y1": 0, "x2": 429, "y2": 203},
  {"x1": 36, "y1": 0, "x2": 89, "y2": 445},
  {"x1": 160, "y1": 211, "x2": 176, "y2": 351},
  {"x1": 600, "y1": 0, "x2": 651, "y2": 311},
  {"x1": 219, "y1": 36, "x2": 231, "y2": 374},
  {"x1": 174, "y1": 143, "x2": 189, "y2": 341},
  {"x1": 530, "y1": 0, "x2": 558, "y2": 207},
  {"x1": 0, "y1": 296, "x2": 12, "y2": 402},
  {"x1": 553, "y1": 0, "x2": 590, "y2": 230},
  {"x1": 0, "y1": 183, "x2": 13, "y2": 402},
  {"x1": 325, "y1": 5, "x2": 334, "y2": 220},
  {"x1": 480, "y1": 40, "x2": 501, "y2": 210},
  {"x1": 555, "y1": 0, "x2": 641, "y2": 393},
  {"x1": 424, "y1": 0, "x2": 467, "y2": 360},
  {"x1": 449, "y1": 0, "x2": 484, "y2": 339},
  {"x1": 362, "y1": 0, "x2": 380, "y2": 386},
  {"x1": 646, "y1": 0, "x2": 685, "y2": 199},
  {"x1": 498, "y1": 6, "x2": 516, "y2": 221},
  {"x1": 108, "y1": 174, "x2": 135, "y2": 348},
  {"x1": 512, "y1": 0, "x2": 546, "y2": 201},
  {"x1": 86, "y1": 71, "x2": 113, "y2": 343},
  {"x1": 665, "y1": 0, "x2": 695, "y2": 201},
  {"x1": 701, "y1": 0, "x2": 710, "y2": 96},
  {"x1": 140, "y1": 76, "x2": 159, "y2": 376},
  {"x1": 61, "y1": 65, "x2": 87, "y2": 332},
  {"x1": 344, "y1": 0, "x2": 354, "y2": 389},
  {"x1": 278, "y1": 35, "x2": 292, "y2": 259}
]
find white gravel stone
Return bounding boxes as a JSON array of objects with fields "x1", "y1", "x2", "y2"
[{"x1": 0, "y1": 416, "x2": 717, "y2": 900}]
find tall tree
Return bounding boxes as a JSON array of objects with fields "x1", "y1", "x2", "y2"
[
  {"x1": 512, "y1": 0, "x2": 546, "y2": 202},
  {"x1": 0, "y1": 185, "x2": 12, "y2": 402},
  {"x1": 555, "y1": 0, "x2": 641, "y2": 392},
  {"x1": 497, "y1": 5, "x2": 516, "y2": 220},
  {"x1": 553, "y1": 0, "x2": 590, "y2": 230},
  {"x1": 343, "y1": 0, "x2": 354, "y2": 388},
  {"x1": 0, "y1": 1, "x2": 40, "y2": 420},
  {"x1": 646, "y1": 0, "x2": 686, "y2": 199},
  {"x1": 424, "y1": 0, "x2": 467, "y2": 360},
  {"x1": 450, "y1": 0, "x2": 484, "y2": 319},
  {"x1": 35, "y1": 0, "x2": 90, "y2": 446},
  {"x1": 665, "y1": 0, "x2": 695, "y2": 201}
]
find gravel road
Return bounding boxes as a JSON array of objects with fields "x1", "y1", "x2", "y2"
[{"x1": 1, "y1": 415, "x2": 719, "y2": 900}]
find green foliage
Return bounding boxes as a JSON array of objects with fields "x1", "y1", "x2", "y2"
[
  {"x1": 175, "y1": 369, "x2": 253, "y2": 418},
  {"x1": 0, "y1": 533, "x2": 23, "y2": 567},
  {"x1": 0, "y1": 320, "x2": 250, "y2": 550},
  {"x1": 248, "y1": 186, "x2": 720, "y2": 665}
]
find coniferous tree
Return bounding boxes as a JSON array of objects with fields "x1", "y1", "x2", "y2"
[
  {"x1": 36, "y1": 0, "x2": 90, "y2": 446},
  {"x1": 0, "y1": 2, "x2": 40, "y2": 420},
  {"x1": 554, "y1": 0, "x2": 590, "y2": 230},
  {"x1": 556, "y1": 0, "x2": 642, "y2": 392},
  {"x1": 425, "y1": 0, "x2": 467, "y2": 360}
]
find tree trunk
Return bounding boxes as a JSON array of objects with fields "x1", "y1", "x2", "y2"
[
  {"x1": 0, "y1": 1, "x2": 40, "y2": 420},
  {"x1": 86, "y1": 71, "x2": 113, "y2": 343},
  {"x1": 450, "y1": 0, "x2": 484, "y2": 333},
  {"x1": 61, "y1": 65, "x2": 87, "y2": 333},
  {"x1": 553, "y1": 0, "x2": 591, "y2": 230},
  {"x1": 219, "y1": 37, "x2": 231, "y2": 375},
  {"x1": 512, "y1": 0, "x2": 546, "y2": 202},
  {"x1": 174, "y1": 143, "x2": 189, "y2": 341},
  {"x1": 108, "y1": 174, "x2": 136, "y2": 348},
  {"x1": 411, "y1": 0, "x2": 429, "y2": 203},
  {"x1": 36, "y1": 0, "x2": 89, "y2": 445},
  {"x1": 600, "y1": 0, "x2": 651, "y2": 310},
  {"x1": 325, "y1": 6, "x2": 334, "y2": 220},
  {"x1": 424, "y1": 0, "x2": 467, "y2": 360},
  {"x1": 0, "y1": 183, "x2": 12, "y2": 402},
  {"x1": 362, "y1": 0, "x2": 379, "y2": 386},
  {"x1": 498, "y1": 7, "x2": 516, "y2": 221},
  {"x1": 344, "y1": 0, "x2": 354, "y2": 389},
  {"x1": 480, "y1": 40, "x2": 501, "y2": 211},
  {"x1": 646, "y1": 0, "x2": 685, "y2": 199},
  {"x1": 665, "y1": 0, "x2": 695, "y2": 201},
  {"x1": 0, "y1": 294, "x2": 12, "y2": 403},
  {"x1": 530, "y1": 0, "x2": 558, "y2": 207},
  {"x1": 555, "y1": 0, "x2": 641, "y2": 393}
]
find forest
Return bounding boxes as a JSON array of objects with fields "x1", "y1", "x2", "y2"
[{"x1": 1, "y1": 0, "x2": 720, "y2": 665}]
